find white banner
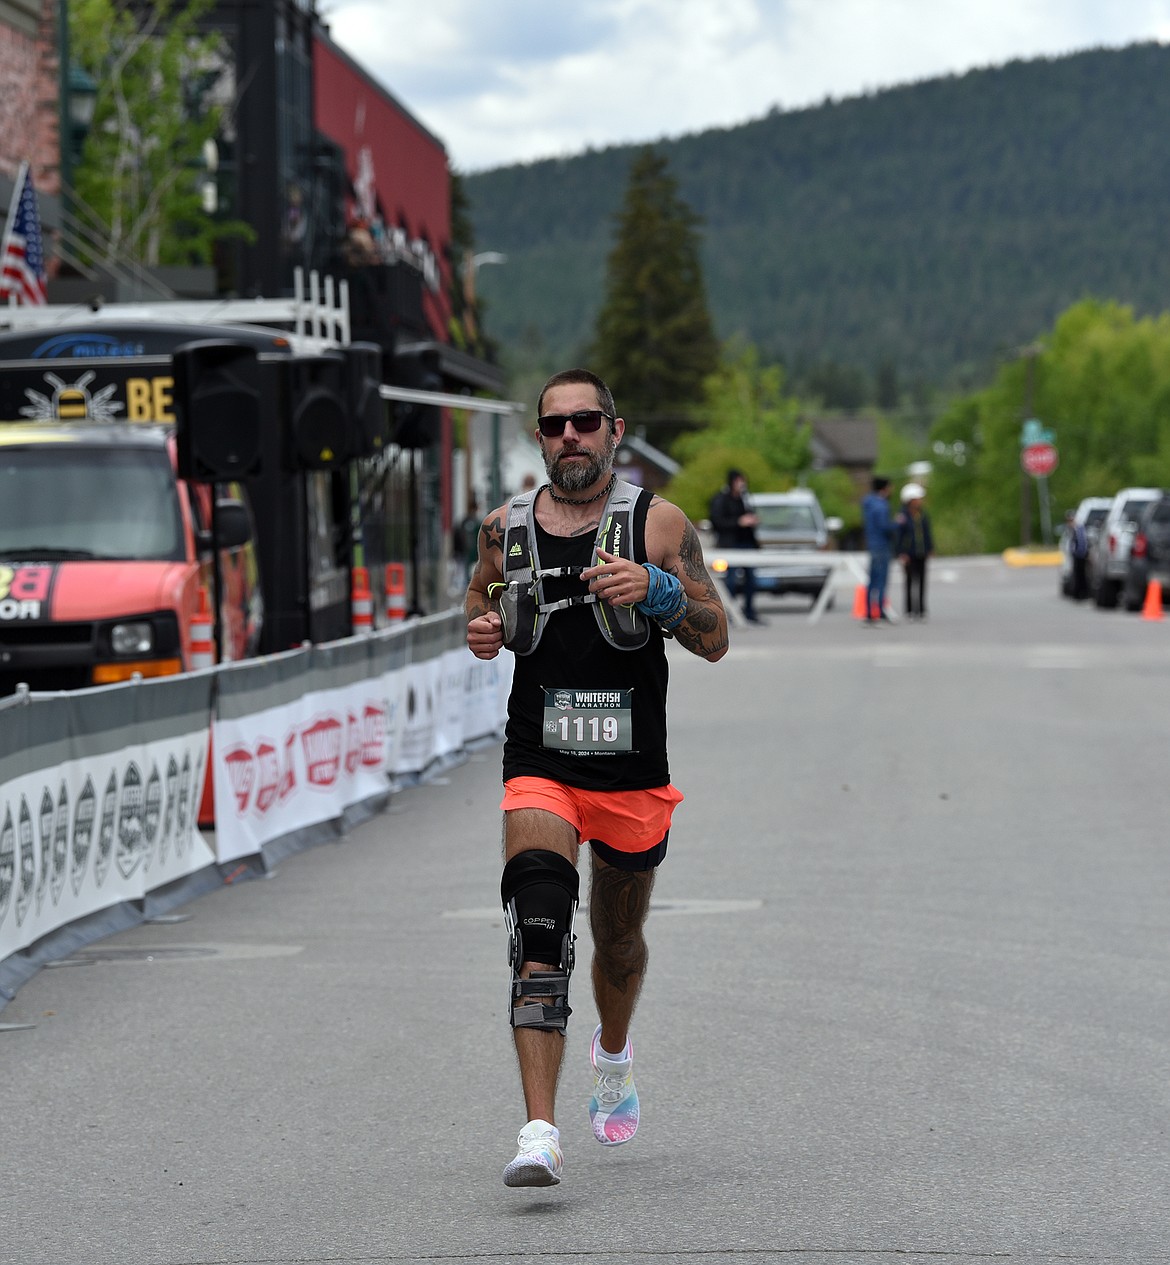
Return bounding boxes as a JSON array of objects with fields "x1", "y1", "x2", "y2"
[
  {"x1": 463, "y1": 648, "x2": 514, "y2": 742},
  {"x1": 213, "y1": 672, "x2": 394, "y2": 863},
  {"x1": 0, "y1": 728, "x2": 212, "y2": 962},
  {"x1": 393, "y1": 654, "x2": 442, "y2": 776},
  {"x1": 2, "y1": 615, "x2": 513, "y2": 976}
]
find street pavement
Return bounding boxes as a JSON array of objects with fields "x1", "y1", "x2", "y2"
[{"x1": 2, "y1": 558, "x2": 1168, "y2": 1265}]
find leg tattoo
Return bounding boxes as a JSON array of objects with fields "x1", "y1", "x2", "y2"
[{"x1": 590, "y1": 864, "x2": 655, "y2": 993}]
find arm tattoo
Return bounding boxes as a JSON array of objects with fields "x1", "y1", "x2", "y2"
[
  {"x1": 682, "y1": 606, "x2": 718, "y2": 633},
  {"x1": 666, "y1": 518, "x2": 727, "y2": 657},
  {"x1": 678, "y1": 520, "x2": 710, "y2": 584},
  {"x1": 483, "y1": 515, "x2": 505, "y2": 554},
  {"x1": 672, "y1": 621, "x2": 728, "y2": 657}
]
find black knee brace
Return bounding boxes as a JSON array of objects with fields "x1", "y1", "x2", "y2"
[{"x1": 501, "y1": 849, "x2": 579, "y2": 1033}]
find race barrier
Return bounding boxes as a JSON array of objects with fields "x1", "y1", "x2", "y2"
[
  {"x1": 708, "y1": 548, "x2": 873, "y2": 626},
  {"x1": 0, "y1": 612, "x2": 511, "y2": 1011}
]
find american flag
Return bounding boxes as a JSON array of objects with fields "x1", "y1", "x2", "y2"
[{"x1": 1, "y1": 160, "x2": 48, "y2": 306}]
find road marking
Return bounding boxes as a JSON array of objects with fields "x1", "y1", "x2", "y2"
[
  {"x1": 45, "y1": 943, "x2": 304, "y2": 966},
  {"x1": 442, "y1": 897, "x2": 762, "y2": 921}
]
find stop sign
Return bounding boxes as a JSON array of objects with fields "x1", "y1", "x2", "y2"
[{"x1": 1021, "y1": 442, "x2": 1058, "y2": 477}]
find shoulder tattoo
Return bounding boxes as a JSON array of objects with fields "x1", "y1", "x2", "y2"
[{"x1": 483, "y1": 515, "x2": 505, "y2": 554}]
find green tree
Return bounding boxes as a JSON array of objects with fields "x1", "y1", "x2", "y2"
[
  {"x1": 664, "y1": 343, "x2": 810, "y2": 521},
  {"x1": 71, "y1": 0, "x2": 251, "y2": 268},
  {"x1": 928, "y1": 299, "x2": 1170, "y2": 553},
  {"x1": 591, "y1": 148, "x2": 719, "y2": 428}
]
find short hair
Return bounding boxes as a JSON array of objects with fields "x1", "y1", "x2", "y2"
[
  {"x1": 872, "y1": 476, "x2": 890, "y2": 493},
  {"x1": 727, "y1": 468, "x2": 745, "y2": 484},
  {"x1": 537, "y1": 368, "x2": 616, "y2": 421}
]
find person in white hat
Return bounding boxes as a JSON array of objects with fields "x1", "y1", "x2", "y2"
[{"x1": 894, "y1": 483, "x2": 934, "y2": 619}]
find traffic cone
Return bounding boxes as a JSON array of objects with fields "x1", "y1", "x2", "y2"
[
  {"x1": 351, "y1": 566, "x2": 374, "y2": 634},
  {"x1": 385, "y1": 562, "x2": 407, "y2": 622},
  {"x1": 852, "y1": 585, "x2": 868, "y2": 619},
  {"x1": 188, "y1": 587, "x2": 215, "y2": 669},
  {"x1": 1142, "y1": 578, "x2": 1164, "y2": 621}
]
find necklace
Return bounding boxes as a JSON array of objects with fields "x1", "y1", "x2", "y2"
[{"x1": 545, "y1": 473, "x2": 616, "y2": 506}]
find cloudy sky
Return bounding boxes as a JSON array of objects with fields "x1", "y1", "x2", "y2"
[{"x1": 319, "y1": 0, "x2": 1170, "y2": 173}]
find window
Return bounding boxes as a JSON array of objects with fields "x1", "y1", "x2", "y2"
[
  {"x1": 757, "y1": 505, "x2": 818, "y2": 533},
  {"x1": 0, "y1": 445, "x2": 184, "y2": 560}
]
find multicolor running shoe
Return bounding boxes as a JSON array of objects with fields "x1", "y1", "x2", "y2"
[
  {"x1": 503, "y1": 1120, "x2": 564, "y2": 1187},
  {"x1": 588, "y1": 1024, "x2": 639, "y2": 1145}
]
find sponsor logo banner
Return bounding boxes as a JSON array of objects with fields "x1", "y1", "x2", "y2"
[
  {"x1": 0, "y1": 729, "x2": 212, "y2": 962},
  {"x1": 213, "y1": 672, "x2": 397, "y2": 863}
]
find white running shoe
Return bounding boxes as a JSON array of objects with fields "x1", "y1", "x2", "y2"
[
  {"x1": 589, "y1": 1024, "x2": 639, "y2": 1145},
  {"x1": 502, "y1": 1120, "x2": 564, "y2": 1187}
]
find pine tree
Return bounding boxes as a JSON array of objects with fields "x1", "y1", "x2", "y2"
[{"x1": 591, "y1": 149, "x2": 719, "y2": 428}]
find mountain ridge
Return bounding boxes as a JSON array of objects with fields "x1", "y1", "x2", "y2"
[{"x1": 465, "y1": 42, "x2": 1170, "y2": 399}]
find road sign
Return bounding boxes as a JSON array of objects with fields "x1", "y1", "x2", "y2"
[{"x1": 1021, "y1": 442, "x2": 1058, "y2": 477}]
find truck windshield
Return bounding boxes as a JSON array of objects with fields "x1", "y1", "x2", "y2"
[
  {"x1": 757, "y1": 505, "x2": 819, "y2": 532},
  {"x1": 0, "y1": 445, "x2": 185, "y2": 561}
]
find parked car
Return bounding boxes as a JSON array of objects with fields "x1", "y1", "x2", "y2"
[
  {"x1": 1121, "y1": 491, "x2": 1170, "y2": 610},
  {"x1": 1088, "y1": 487, "x2": 1162, "y2": 608},
  {"x1": 710, "y1": 489, "x2": 841, "y2": 605},
  {"x1": 1059, "y1": 496, "x2": 1111, "y2": 597}
]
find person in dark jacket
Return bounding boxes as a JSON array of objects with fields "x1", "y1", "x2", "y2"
[
  {"x1": 861, "y1": 476, "x2": 895, "y2": 622},
  {"x1": 709, "y1": 469, "x2": 763, "y2": 624},
  {"x1": 895, "y1": 482, "x2": 934, "y2": 619},
  {"x1": 1065, "y1": 509, "x2": 1090, "y2": 600}
]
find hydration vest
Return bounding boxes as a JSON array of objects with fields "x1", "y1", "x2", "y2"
[{"x1": 490, "y1": 478, "x2": 650, "y2": 655}]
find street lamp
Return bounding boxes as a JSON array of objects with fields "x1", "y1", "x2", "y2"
[
  {"x1": 66, "y1": 64, "x2": 98, "y2": 167},
  {"x1": 464, "y1": 251, "x2": 508, "y2": 504},
  {"x1": 58, "y1": 0, "x2": 98, "y2": 249}
]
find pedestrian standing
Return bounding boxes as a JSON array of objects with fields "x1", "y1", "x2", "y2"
[
  {"x1": 453, "y1": 496, "x2": 481, "y2": 588},
  {"x1": 895, "y1": 482, "x2": 934, "y2": 619},
  {"x1": 465, "y1": 368, "x2": 729, "y2": 1188},
  {"x1": 709, "y1": 469, "x2": 764, "y2": 624},
  {"x1": 1066, "y1": 510, "x2": 1090, "y2": 600},
  {"x1": 861, "y1": 476, "x2": 895, "y2": 623}
]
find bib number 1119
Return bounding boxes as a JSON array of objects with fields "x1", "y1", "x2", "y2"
[
  {"x1": 542, "y1": 687, "x2": 633, "y2": 754},
  {"x1": 553, "y1": 714, "x2": 619, "y2": 744}
]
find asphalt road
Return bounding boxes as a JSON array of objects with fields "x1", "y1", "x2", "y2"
[{"x1": 3, "y1": 558, "x2": 1168, "y2": 1265}]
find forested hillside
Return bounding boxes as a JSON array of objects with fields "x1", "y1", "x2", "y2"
[{"x1": 466, "y1": 43, "x2": 1170, "y2": 401}]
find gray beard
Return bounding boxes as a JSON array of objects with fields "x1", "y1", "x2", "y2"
[{"x1": 542, "y1": 436, "x2": 616, "y2": 493}]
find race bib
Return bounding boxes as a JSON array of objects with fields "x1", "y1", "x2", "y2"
[{"x1": 542, "y1": 687, "x2": 633, "y2": 755}]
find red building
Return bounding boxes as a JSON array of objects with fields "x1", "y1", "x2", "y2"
[{"x1": 314, "y1": 31, "x2": 452, "y2": 344}]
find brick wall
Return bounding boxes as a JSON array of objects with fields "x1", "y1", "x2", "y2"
[{"x1": 0, "y1": 0, "x2": 61, "y2": 195}]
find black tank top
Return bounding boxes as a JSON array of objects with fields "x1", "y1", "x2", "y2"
[{"x1": 502, "y1": 493, "x2": 670, "y2": 791}]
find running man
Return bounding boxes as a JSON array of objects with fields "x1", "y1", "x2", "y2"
[{"x1": 466, "y1": 368, "x2": 728, "y2": 1187}]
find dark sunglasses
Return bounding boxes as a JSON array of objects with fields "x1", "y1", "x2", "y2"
[{"x1": 536, "y1": 409, "x2": 613, "y2": 438}]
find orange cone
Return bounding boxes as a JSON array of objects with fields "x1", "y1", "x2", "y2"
[
  {"x1": 1142, "y1": 578, "x2": 1164, "y2": 621},
  {"x1": 351, "y1": 566, "x2": 374, "y2": 634},
  {"x1": 852, "y1": 585, "x2": 868, "y2": 619},
  {"x1": 385, "y1": 562, "x2": 407, "y2": 622},
  {"x1": 188, "y1": 587, "x2": 215, "y2": 669}
]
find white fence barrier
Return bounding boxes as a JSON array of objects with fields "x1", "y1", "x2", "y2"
[
  {"x1": 708, "y1": 548, "x2": 873, "y2": 625},
  {"x1": 0, "y1": 612, "x2": 510, "y2": 1010}
]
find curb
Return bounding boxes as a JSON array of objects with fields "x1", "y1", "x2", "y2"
[{"x1": 1002, "y1": 548, "x2": 1062, "y2": 567}]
